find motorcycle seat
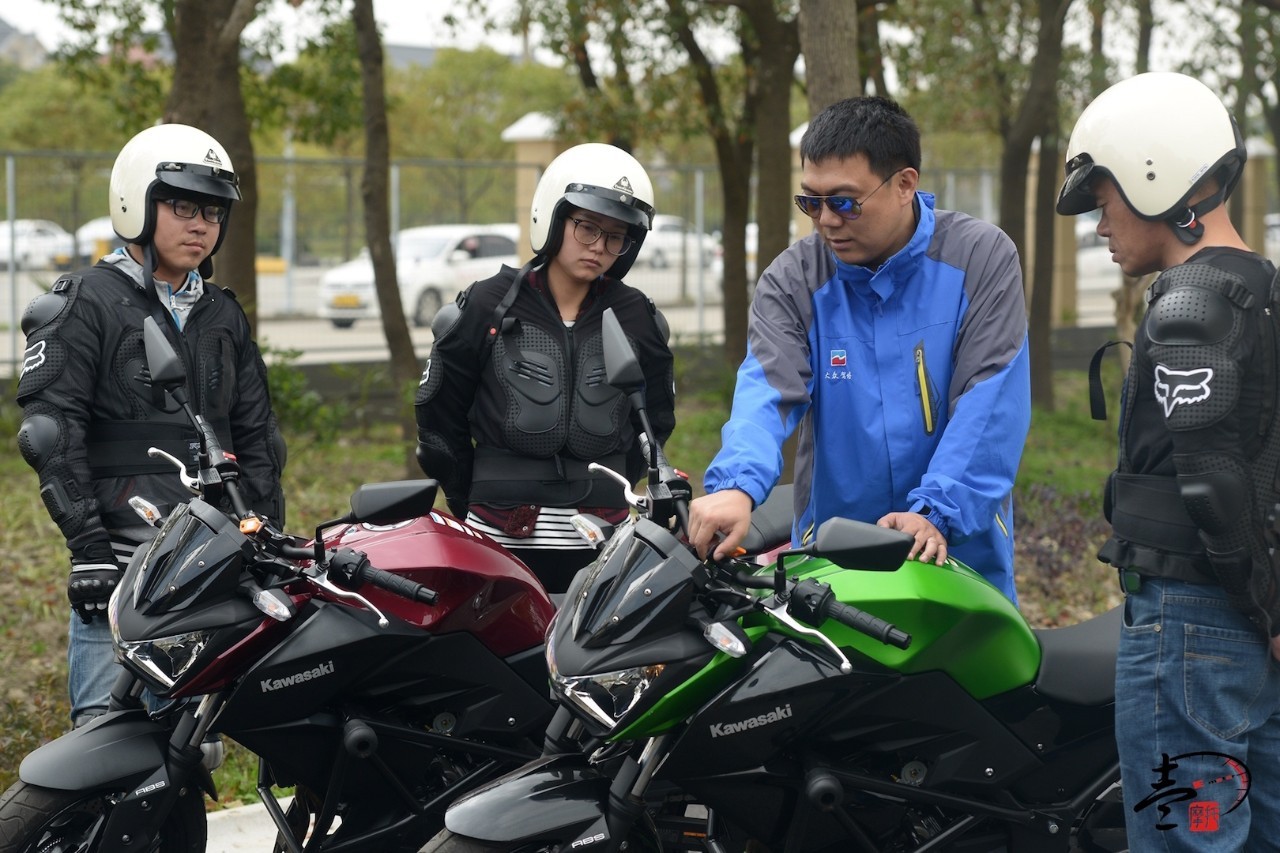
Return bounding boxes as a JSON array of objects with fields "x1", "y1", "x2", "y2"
[
  {"x1": 1031, "y1": 605, "x2": 1120, "y2": 706},
  {"x1": 741, "y1": 484, "x2": 794, "y2": 554}
]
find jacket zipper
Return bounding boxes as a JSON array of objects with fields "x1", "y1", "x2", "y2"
[{"x1": 913, "y1": 341, "x2": 936, "y2": 436}]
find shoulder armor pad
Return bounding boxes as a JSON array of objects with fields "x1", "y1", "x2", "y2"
[
  {"x1": 431, "y1": 301, "x2": 463, "y2": 339},
  {"x1": 20, "y1": 285, "x2": 74, "y2": 335},
  {"x1": 652, "y1": 305, "x2": 671, "y2": 344},
  {"x1": 1148, "y1": 265, "x2": 1241, "y2": 346}
]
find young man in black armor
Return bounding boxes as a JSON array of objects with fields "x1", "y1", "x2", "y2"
[
  {"x1": 1058, "y1": 72, "x2": 1280, "y2": 848},
  {"x1": 16, "y1": 124, "x2": 286, "y2": 736}
]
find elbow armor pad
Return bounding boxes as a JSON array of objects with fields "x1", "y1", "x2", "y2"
[{"x1": 18, "y1": 404, "x2": 103, "y2": 549}]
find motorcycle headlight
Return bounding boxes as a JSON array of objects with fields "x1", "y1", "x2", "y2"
[
  {"x1": 111, "y1": 622, "x2": 213, "y2": 690},
  {"x1": 550, "y1": 662, "x2": 666, "y2": 730}
]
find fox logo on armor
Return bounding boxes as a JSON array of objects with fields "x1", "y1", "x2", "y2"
[
  {"x1": 21, "y1": 340, "x2": 46, "y2": 377},
  {"x1": 1154, "y1": 364, "x2": 1213, "y2": 417}
]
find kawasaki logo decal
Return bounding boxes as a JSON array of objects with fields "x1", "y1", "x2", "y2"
[
  {"x1": 260, "y1": 660, "x2": 335, "y2": 692},
  {"x1": 709, "y1": 704, "x2": 792, "y2": 737}
]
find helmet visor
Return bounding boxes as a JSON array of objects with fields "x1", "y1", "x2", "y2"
[
  {"x1": 156, "y1": 161, "x2": 242, "y2": 202},
  {"x1": 1056, "y1": 156, "x2": 1098, "y2": 216},
  {"x1": 564, "y1": 182, "x2": 654, "y2": 230}
]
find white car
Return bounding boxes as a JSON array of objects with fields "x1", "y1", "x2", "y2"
[
  {"x1": 637, "y1": 214, "x2": 719, "y2": 269},
  {"x1": 317, "y1": 224, "x2": 520, "y2": 329},
  {"x1": 75, "y1": 216, "x2": 124, "y2": 263},
  {"x1": 0, "y1": 219, "x2": 76, "y2": 270}
]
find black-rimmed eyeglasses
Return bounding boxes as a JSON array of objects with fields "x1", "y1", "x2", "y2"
[
  {"x1": 569, "y1": 217, "x2": 633, "y2": 255},
  {"x1": 159, "y1": 198, "x2": 228, "y2": 224},
  {"x1": 794, "y1": 169, "x2": 903, "y2": 221}
]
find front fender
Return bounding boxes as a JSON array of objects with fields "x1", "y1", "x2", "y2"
[
  {"x1": 446, "y1": 754, "x2": 610, "y2": 842},
  {"x1": 20, "y1": 709, "x2": 171, "y2": 790},
  {"x1": 20, "y1": 710, "x2": 215, "y2": 853}
]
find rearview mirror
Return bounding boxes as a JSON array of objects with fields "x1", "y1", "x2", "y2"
[
  {"x1": 805, "y1": 517, "x2": 912, "y2": 572},
  {"x1": 600, "y1": 307, "x2": 645, "y2": 397},
  {"x1": 142, "y1": 316, "x2": 187, "y2": 394},
  {"x1": 348, "y1": 480, "x2": 440, "y2": 526}
]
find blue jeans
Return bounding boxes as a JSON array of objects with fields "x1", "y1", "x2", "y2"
[
  {"x1": 1117, "y1": 578, "x2": 1280, "y2": 851},
  {"x1": 67, "y1": 612, "x2": 120, "y2": 724}
]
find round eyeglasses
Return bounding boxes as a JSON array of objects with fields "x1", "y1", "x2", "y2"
[{"x1": 569, "y1": 217, "x2": 633, "y2": 255}]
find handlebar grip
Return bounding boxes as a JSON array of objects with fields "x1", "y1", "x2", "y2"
[
  {"x1": 360, "y1": 565, "x2": 439, "y2": 605},
  {"x1": 331, "y1": 549, "x2": 439, "y2": 605},
  {"x1": 821, "y1": 598, "x2": 911, "y2": 650}
]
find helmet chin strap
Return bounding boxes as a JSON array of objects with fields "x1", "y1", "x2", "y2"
[
  {"x1": 142, "y1": 242, "x2": 159, "y2": 275},
  {"x1": 1168, "y1": 182, "x2": 1227, "y2": 247}
]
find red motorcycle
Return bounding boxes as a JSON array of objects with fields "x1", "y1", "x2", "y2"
[{"x1": 0, "y1": 317, "x2": 557, "y2": 853}]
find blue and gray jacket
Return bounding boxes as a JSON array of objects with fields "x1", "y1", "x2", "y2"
[{"x1": 706, "y1": 193, "x2": 1031, "y2": 600}]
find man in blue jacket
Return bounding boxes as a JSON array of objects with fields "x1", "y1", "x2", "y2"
[{"x1": 688, "y1": 96, "x2": 1031, "y2": 601}]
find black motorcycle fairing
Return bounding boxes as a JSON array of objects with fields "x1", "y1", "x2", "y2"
[
  {"x1": 128, "y1": 498, "x2": 255, "y2": 614},
  {"x1": 663, "y1": 639, "x2": 1041, "y2": 790},
  {"x1": 571, "y1": 517, "x2": 703, "y2": 649},
  {"x1": 216, "y1": 603, "x2": 551, "y2": 737},
  {"x1": 981, "y1": 685, "x2": 1118, "y2": 805},
  {"x1": 443, "y1": 754, "x2": 612, "y2": 843}
]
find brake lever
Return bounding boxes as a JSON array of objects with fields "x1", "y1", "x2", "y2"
[
  {"x1": 588, "y1": 462, "x2": 647, "y2": 511},
  {"x1": 148, "y1": 447, "x2": 200, "y2": 493},
  {"x1": 763, "y1": 599, "x2": 853, "y2": 674},
  {"x1": 308, "y1": 570, "x2": 390, "y2": 627}
]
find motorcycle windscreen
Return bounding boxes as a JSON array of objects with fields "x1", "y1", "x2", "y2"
[
  {"x1": 569, "y1": 517, "x2": 703, "y2": 649},
  {"x1": 128, "y1": 498, "x2": 255, "y2": 614}
]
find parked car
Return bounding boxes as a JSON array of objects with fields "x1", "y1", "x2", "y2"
[
  {"x1": 636, "y1": 214, "x2": 719, "y2": 269},
  {"x1": 1074, "y1": 209, "x2": 1103, "y2": 247},
  {"x1": 75, "y1": 216, "x2": 124, "y2": 263},
  {"x1": 0, "y1": 219, "x2": 76, "y2": 270},
  {"x1": 317, "y1": 224, "x2": 520, "y2": 329}
]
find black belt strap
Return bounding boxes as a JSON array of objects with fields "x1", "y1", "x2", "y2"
[
  {"x1": 470, "y1": 448, "x2": 628, "y2": 508},
  {"x1": 87, "y1": 421, "x2": 198, "y2": 478},
  {"x1": 1110, "y1": 473, "x2": 1203, "y2": 555}
]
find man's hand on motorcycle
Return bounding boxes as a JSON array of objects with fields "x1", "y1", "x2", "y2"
[
  {"x1": 68, "y1": 562, "x2": 123, "y2": 623},
  {"x1": 877, "y1": 512, "x2": 948, "y2": 566},
  {"x1": 688, "y1": 489, "x2": 753, "y2": 560}
]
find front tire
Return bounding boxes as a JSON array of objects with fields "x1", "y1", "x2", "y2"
[{"x1": 0, "y1": 780, "x2": 206, "y2": 853}]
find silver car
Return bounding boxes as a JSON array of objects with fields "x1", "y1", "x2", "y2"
[{"x1": 317, "y1": 224, "x2": 520, "y2": 329}]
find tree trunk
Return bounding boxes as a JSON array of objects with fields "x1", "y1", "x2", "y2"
[
  {"x1": 667, "y1": 1, "x2": 755, "y2": 364},
  {"x1": 995, "y1": 0, "x2": 1072, "y2": 409},
  {"x1": 799, "y1": 0, "x2": 860, "y2": 114},
  {"x1": 163, "y1": 0, "x2": 259, "y2": 332},
  {"x1": 352, "y1": 0, "x2": 419, "y2": 452},
  {"x1": 1029, "y1": 116, "x2": 1061, "y2": 412},
  {"x1": 743, "y1": 1, "x2": 800, "y2": 288}
]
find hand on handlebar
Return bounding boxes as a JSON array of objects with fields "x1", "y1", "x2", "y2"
[{"x1": 688, "y1": 489, "x2": 753, "y2": 560}]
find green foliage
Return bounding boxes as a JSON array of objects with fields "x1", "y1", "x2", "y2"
[{"x1": 263, "y1": 347, "x2": 347, "y2": 442}]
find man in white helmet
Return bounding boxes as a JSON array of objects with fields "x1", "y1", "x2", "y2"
[
  {"x1": 1058, "y1": 72, "x2": 1280, "y2": 846},
  {"x1": 16, "y1": 124, "x2": 287, "y2": 728},
  {"x1": 414, "y1": 142, "x2": 675, "y2": 593}
]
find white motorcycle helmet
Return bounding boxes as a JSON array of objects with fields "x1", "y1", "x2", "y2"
[
  {"x1": 109, "y1": 123, "x2": 241, "y2": 256},
  {"x1": 1057, "y1": 72, "x2": 1245, "y2": 244},
  {"x1": 529, "y1": 142, "x2": 655, "y2": 278}
]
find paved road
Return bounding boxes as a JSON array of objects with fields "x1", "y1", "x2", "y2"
[{"x1": 1, "y1": 251, "x2": 1116, "y2": 373}]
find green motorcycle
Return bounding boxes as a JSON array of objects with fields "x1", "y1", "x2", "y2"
[{"x1": 422, "y1": 308, "x2": 1126, "y2": 853}]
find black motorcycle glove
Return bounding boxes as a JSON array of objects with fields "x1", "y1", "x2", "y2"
[{"x1": 68, "y1": 562, "x2": 123, "y2": 624}]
